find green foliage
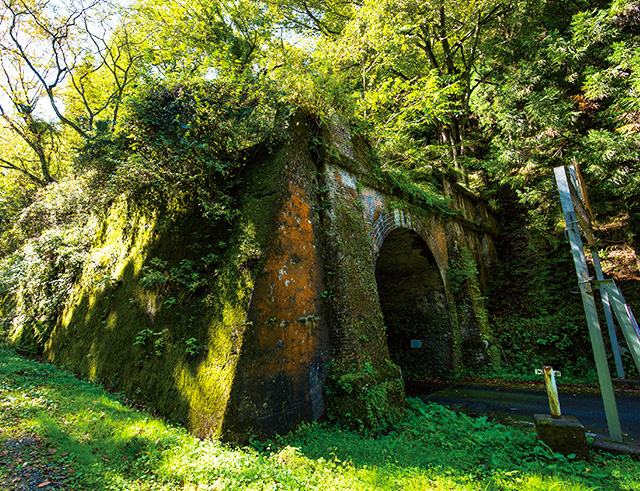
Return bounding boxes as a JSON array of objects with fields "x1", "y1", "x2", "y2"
[
  {"x1": 140, "y1": 257, "x2": 207, "y2": 296},
  {"x1": 183, "y1": 337, "x2": 204, "y2": 357},
  {"x1": 138, "y1": 270, "x2": 167, "y2": 290},
  {"x1": 379, "y1": 166, "x2": 454, "y2": 216},
  {"x1": 80, "y1": 79, "x2": 286, "y2": 220},
  {"x1": 475, "y1": 0, "x2": 640, "y2": 217},
  {"x1": 326, "y1": 359, "x2": 405, "y2": 435},
  {"x1": 319, "y1": 289, "x2": 334, "y2": 299},
  {"x1": 133, "y1": 328, "x2": 170, "y2": 357},
  {"x1": 0, "y1": 170, "x2": 116, "y2": 359},
  {"x1": 489, "y1": 313, "x2": 597, "y2": 382},
  {"x1": 293, "y1": 0, "x2": 516, "y2": 176},
  {"x1": 448, "y1": 245, "x2": 482, "y2": 294},
  {"x1": 2, "y1": 347, "x2": 639, "y2": 490},
  {"x1": 0, "y1": 173, "x2": 119, "y2": 353},
  {"x1": 448, "y1": 245, "x2": 499, "y2": 370},
  {"x1": 485, "y1": 204, "x2": 595, "y2": 379},
  {"x1": 132, "y1": 0, "x2": 276, "y2": 81}
]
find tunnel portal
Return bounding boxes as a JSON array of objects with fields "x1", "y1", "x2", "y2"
[{"x1": 375, "y1": 228, "x2": 453, "y2": 381}]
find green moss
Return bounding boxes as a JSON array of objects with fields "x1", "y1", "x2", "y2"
[
  {"x1": 41, "y1": 148, "x2": 287, "y2": 438},
  {"x1": 0, "y1": 293, "x2": 16, "y2": 345},
  {"x1": 446, "y1": 293, "x2": 464, "y2": 376},
  {"x1": 320, "y1": 192, "x2": 405, "y2": 432},
  {"x1": 327, "y1": 359, "x2": 404, "y2": 433},
  {"x1": 375, "y1": 167, "x2": 455, "y2": 217},
  {"x1": 448, "y1": 245, "x2": 501, "y2": 371}
]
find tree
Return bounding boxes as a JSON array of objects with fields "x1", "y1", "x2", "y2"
[
  {"x1": 0, "y1": 0, "x2": 145, "y2": 204},
  {"x1": 269, "y1": 0, "x2": 354, "y2": 36},
  {"x1": 270, "y1": 0, "x2": 515, "y2": 180},
  {"x1": 471, "y1": 1, "x2": 640, "y2": 223},
  {"x1": 0, "y1": 66, "x2": 60, "y2": 185},
  {"x1": 0, "y1": 0, "x2": 142, "y2": 138},
  {"x1": 131, "y1": 0, "x2": 277, "y2": 82}
]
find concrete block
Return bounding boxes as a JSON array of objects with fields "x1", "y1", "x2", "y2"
[{"x1": 534, "y1": 414, "x2": 589, "y2": 458}]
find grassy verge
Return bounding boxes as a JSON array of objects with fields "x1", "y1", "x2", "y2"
[{"x1": 0, "y1": 347, "x2": 638, "y2": 490}]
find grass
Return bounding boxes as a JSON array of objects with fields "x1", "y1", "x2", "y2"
[
  {"x1": 450, "y1": 367, "x2": 600, "y2": 387},
  {"x1": 0, "y1": 347, "x2": 639, "y2": 490}
]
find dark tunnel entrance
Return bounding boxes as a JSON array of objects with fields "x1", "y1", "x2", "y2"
[{"x1": 375, "y1": 228, "x2": 453, "y2": 381}]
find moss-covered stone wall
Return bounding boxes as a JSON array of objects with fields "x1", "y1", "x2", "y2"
[
  {"x1": 16, "y1": 114, "x2": 499, "y2": 439},
  {"x1": 43, "y1": 117, "x2": 331, "y2": 440},
  {"x1": 317, "y1": 118, "x2": 499, "y2": 428},
  {"x1": 44, "y1": 185, "x2": 269, "y2": 439}
]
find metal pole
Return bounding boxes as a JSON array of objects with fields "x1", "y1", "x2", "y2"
[
  {"x1": 554, "y1": 166, "x2": 623, "y2": 442},
  {"x1": 591, "y1": 249, "x2": 625, "y2": 379},
  {"x1": 602, "y1": 281, "x2": 640, "y2": 376},
  {"x1": 543, "y1": 366, "x2": 561, "y2": 418}
]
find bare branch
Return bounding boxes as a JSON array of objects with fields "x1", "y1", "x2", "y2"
[{"x1": 0, "y1": 155, "x2": 46, "y2": 186}]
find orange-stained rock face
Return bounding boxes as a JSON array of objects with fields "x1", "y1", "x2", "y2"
[
  {"x1": 224, "y1": 160, "x2": 330, "y2": 438},
  {"x1": 251, "y1": 183, "x2": 325, "y2": 378}
]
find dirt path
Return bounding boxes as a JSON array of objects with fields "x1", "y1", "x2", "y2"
[{"x1": 0, "y1": 434, "x2": 72, "y2": 490}]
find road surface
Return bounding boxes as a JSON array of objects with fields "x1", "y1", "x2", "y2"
[{"x1": 416, "y1": 384, "x2": 640, "y2": 439}]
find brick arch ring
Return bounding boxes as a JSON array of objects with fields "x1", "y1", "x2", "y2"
[{"x1": 370, "y1": 208, "x2": 448, "y2": 283}]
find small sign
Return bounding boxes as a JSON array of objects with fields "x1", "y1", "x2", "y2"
[
  {"x1": 410, "y1": 339, "x2": 423, "y2": 349},
  {"x1": 535, "y1": 368, "x2": 562, "y2": 377}
]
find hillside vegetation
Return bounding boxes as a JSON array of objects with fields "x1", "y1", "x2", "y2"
[{"x1": 1, "y1": 1, "x2": 640, "y2": 487}]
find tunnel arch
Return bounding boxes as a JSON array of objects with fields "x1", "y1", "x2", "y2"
[
  {"x1": 375, "y1": 228, "x2": 453, "y2": 381},
  {"x1": 371, "y1": 209, "x2": 447, "y2": 279}
]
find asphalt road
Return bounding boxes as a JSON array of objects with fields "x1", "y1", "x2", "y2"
[{"x1": 417, "y1": 384, "x2": 640, "y2": 439}]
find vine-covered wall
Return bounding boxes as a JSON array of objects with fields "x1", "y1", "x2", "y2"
[{"x1": 4, "y1": 114, "x2": 500, "y2": 439}]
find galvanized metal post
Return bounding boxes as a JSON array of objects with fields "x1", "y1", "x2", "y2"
[
  {"x1": 591, "y1": 249, "x2": 625, "y2": 379},
  {"x1": 554, "y1": 166, "x2": 623, "y2": 442},
  {"x1": 600, "y1": 280, "x2": 640, "y2": 376},
  {"x1": 543, "y1": 366, "x2": 561, "y2": 418}
]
